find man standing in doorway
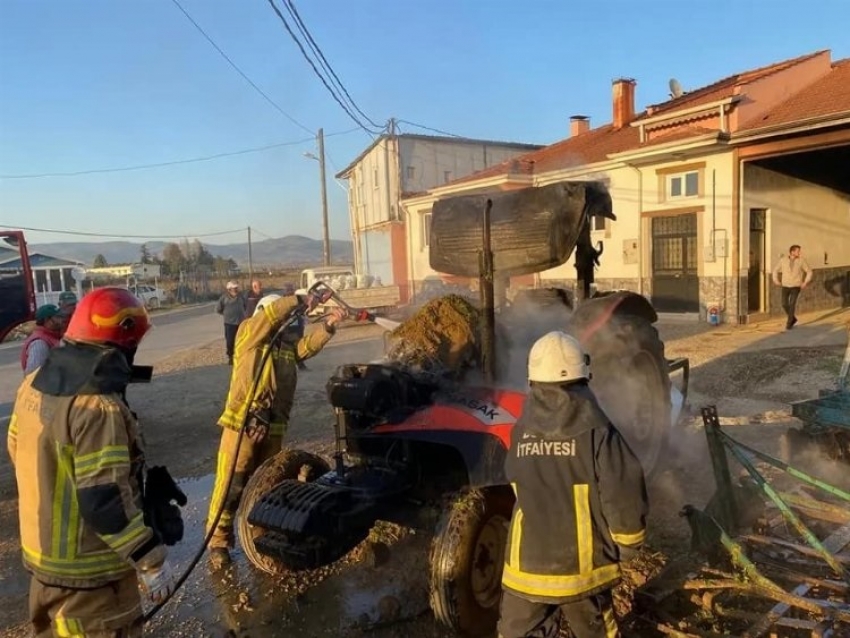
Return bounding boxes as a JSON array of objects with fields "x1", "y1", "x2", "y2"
[{"x1": 772, "y1": 245, "x2": 813, "y2": 330}]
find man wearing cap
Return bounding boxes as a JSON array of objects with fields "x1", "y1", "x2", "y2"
[
  {"x1": 58, "y1": 290, "x2": 78, "y2": 315},
  {"x1": 20, "y1": 305, "x2": 68, "y2": 375},
  {"x1": 215, "y1": 281, "x2": 247, "y2": 365}
]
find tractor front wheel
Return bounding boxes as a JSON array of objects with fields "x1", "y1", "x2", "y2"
[
  {"x1": 236, "y1": 448, "x2": 330, "y2": 576},
  {"x1": 429, "y1": 487, "x2": 514, "y2": 637}
]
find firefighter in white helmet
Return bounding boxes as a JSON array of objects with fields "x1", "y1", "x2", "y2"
[
  {"x1": 206, "y1": 293, "x2": 345, "y2": 569},
  {"x1": 498, "y1": 331, "x2": 648, "y2": 638}
]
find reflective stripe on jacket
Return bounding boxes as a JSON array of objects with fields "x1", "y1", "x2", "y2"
[
  {"x1": 8, "y1": 375, "x2": 157, "y2": 588},
  {"x1": 217, "y1": 295, "x2": 333, "y2": 432},
  {"x1": 502, "y1": 383, "x2": 648, "y2": 603}
]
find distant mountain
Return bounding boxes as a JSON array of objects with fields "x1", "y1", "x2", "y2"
[{"x1": 30, "y1": 235, "x2": 354, "y2": 268}]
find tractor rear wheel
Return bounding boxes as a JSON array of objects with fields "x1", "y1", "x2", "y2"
[
  {"x1": 429, "y1": 487, "x2": 514, "y2": 637},
  {"x1": 237, "y1": 448, "x2": 330, "y2": 576},
  {"x1": 573, "y1": 312, "x2": 672, "y2": 478}
]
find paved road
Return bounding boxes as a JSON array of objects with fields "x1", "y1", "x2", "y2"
[{"x1": 0, "y1": 303, "x2": 220, "y2": 423}]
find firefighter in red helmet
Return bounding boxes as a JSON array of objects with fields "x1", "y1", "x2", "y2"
[{"x1": 7, "y1": 287, "x2": 177, "y2": 638}]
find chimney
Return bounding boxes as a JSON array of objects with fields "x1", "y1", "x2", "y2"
[
  {"x1": 570, "y1": 115, "x2": 590, "y2": 137},
  {"x1": 612, "y1": 78, "x2": 636, "y2": 129}
]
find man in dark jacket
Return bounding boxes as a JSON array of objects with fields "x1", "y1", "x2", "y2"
[
  {"x1": 498, "y1": 331, "x2": 648, "y2": 638},
  {"x1": 215, "y1": 281, "x2": 247, "y2": 365}
]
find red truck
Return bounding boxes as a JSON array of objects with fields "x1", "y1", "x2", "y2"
[{"x1": 0, "y1": 230, "x2": 37, "y2": 341}]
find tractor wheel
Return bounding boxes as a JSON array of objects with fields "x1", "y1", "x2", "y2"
[
  {"x1": 429, "y1": 487, "x2": 514, "y2": 637},
  {"x1": 237, "y1": 448, "x2": 330, "y2": 576},
  {"x1": 574, "y1": 313, "x2": 672, "y2": 478}
]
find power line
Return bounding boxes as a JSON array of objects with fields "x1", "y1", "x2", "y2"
[
  {"x1": 280, "y1": 0, "x2": 380, "y2": 129},
  {"x1": 0, "y1": 224, "x2": 247, "y2": 240},
  {"x1": 264, "y1": 0, "x2": 381, "y2": 135},
  {"x1": 397, "y1": 119, "x2": 464, "y2": 138},
  {"x1": 0, "y1": 129, "x2": 359, "y2": 179},
  {"x1": 170, "y1": 0, "x2": 313, "y2": 135}
]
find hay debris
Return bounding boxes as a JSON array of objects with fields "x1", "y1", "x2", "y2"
[{"x1": 386, "y1": 295, "x2": 481, "y2": 377}]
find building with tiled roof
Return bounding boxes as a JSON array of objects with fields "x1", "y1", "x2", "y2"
[
  {"x1": 401, "y1": 49, "x2": 850, "y2": 323},
  {"x1": 335, "y1": 130, "x2": 542, "y2": 296}
]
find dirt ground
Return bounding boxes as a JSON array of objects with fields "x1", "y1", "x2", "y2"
[{"x1": 1, "y1": 310, "x2": 849, "y2": 637}]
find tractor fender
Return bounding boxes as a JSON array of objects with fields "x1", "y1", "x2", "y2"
[
  {"x1": 369, "y1": 387, "x2": 523, "y2": 486},
  {"x1": 366, "y1": 430, "x2": 510, "y2": 488},
  {"x1": 570, "y1": 290, "x2": 657, "y2": 342}
]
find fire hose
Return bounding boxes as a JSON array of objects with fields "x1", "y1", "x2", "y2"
[{"x1": 142, "y1": 283, "x2": 396, "y2": 623}]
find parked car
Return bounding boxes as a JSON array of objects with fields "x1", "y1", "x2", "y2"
[{"x1": 130, "y1": 284, "x2": 168, "y2": 309}]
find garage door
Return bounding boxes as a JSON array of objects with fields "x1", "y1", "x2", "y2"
[{"x1": 651, "y1": 213, "x2": 699, "y2": 313}]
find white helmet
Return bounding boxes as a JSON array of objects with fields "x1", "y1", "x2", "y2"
[
  {"x1": 527, "y1": 331, "x2": 589, "y2": 383},
  {"x1": 254, "y1": 294, "x2": 281, "y2": 317}
]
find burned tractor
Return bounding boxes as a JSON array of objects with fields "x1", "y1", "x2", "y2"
[{"x1": 237, "y1": 181, "x2": 689, "y2": 636}]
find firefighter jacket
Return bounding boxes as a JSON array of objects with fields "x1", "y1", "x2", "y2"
[
  {"x1": 502, "y1": 382, "x2": 648, "y2": 604},
  {"x1": 217, "y1": 295, "x2": 334, "y2": 435},
  {"x1": 7, "y1": 343, "x2": 165, "y2": 589}
]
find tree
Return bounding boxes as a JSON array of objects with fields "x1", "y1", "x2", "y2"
[
  {"x1": 161, "y1": 242, "x2": 185, "y2": 276},
  {"x1": 93, "y1": 254, "x2": 108, "y2": 268},
  {"x1": 139, "y1": 243, "x2": 152, "y2": 264},
  {"x1": 192, "y1": 239, "x2": 214, "y2": 267}
]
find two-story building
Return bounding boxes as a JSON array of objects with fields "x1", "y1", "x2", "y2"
[
  {"x1": 335, "y1": 132, "x2": 541, "y2": 300},
  {"x1": 402, "y1": 49, "x2": 850, "y2": 323}
]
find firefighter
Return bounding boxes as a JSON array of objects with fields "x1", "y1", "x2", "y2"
[
  {"x1": 7, "y1": 287, "x2": 176, "y2": 638},
  {"x1": 498, "y1": 331, "x2": 648, "y2": 638},
  {"x1": 206, "y1": 291, "x2": 345, "y2": 569}
]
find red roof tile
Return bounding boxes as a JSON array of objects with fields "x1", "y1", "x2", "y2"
[
  {"x1": 740, "y1": 58, "x2": 850, "y2": 130},
  {"x1": 643, "y1": 50, "x2": 827, "y2": 118},
  {"x1": 433, "y1": 50, "x2": 836, "y2": 191}
]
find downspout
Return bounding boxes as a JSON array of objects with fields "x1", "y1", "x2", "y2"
[
  {"x1": 383, "y1": 134, "x2": 394, "y2": 285},
  {"x1": 625, "y1": 162, "x2": 644, "y2": 295}
]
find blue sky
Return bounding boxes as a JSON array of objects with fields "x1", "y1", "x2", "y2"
[{"x1": 1, "y1": 0, "x2": 848, "y2": 246}]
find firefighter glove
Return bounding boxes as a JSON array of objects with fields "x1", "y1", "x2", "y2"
[
  {"x1": 138, "y1": 558, "x2": 177, "y2": 604},
  {"x1": 245, "y1": 409, "x2": 271, "y2": 443},
  {"x1": 144, "y1": 466, "x2": 187, "y2": 546},
  {"x1": 325, "y1": 307, "x2": 347, "y2": 330}
]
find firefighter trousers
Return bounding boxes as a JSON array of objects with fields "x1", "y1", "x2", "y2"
[
  {"x1": 207, "y1": 426, "x2": 283, "y2": 549},
  {"x1": 29, "y1": 573, "x2": 143, "y2": 638},
  {"x1": 498, "y1": 589, "x2": 619, "y2": 638}
]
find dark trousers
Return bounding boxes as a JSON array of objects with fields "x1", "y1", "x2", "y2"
[
  {"x1": 224, "y1": 322, "x2": 240, "y2": 358},
  {"x1": 498, "y1": 589, "x2": 619, "y2": 638},
  {"x1": 781, "y1": 286, "x2": 801, "y2": 327}
]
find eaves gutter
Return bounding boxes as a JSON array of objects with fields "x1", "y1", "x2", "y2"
[{"x1": 730, "y1": 111, "x2": 850, "y2": 143}]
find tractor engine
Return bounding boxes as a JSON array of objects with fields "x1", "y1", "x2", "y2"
[
  {"x1": 246, "y1": 364, "x2": 437, "y2": 571},
  {"x1": 326, "y1": 363, "x2": 437, "y2": 429}
]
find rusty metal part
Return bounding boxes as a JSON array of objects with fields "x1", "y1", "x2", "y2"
[{"x1": 638, "y1": 406, "x2": 850, "y2": 637}]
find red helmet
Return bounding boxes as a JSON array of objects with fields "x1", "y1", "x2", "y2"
[{"x1": 65, "y1": 287, "x2": 151, "y2": 349}]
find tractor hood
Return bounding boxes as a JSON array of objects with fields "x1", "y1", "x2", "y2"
[{"x1": 429, "y1": 181, "x2": 614, "y2": 279}]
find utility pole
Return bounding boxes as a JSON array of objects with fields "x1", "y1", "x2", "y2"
[
  {"x1": 247, "y1": 226, "x2": 254, "y2": 280},
  {"x1": 318, "y1": 128, "x2": 331, "y2": 266}
]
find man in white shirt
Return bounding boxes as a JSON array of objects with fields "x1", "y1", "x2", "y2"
[{"x1": 772, "y1": 244, "x2": 813, "y2": 330}]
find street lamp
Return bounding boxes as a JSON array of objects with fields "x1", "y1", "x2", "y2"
[{"x1": 303, "y1": 129, "x2": 331, "y2": 266}]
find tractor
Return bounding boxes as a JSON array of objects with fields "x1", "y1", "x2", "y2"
[{"x1": 236, "y1": 181, "x2": 689, "y2": 636}]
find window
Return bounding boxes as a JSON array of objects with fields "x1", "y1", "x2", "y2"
[
  {"x1": 444, "y1": 170, "x2": 452, "y2": 184},
  {"x1": 592, "y1": 214, "x2": 607, "y2": 232},
  {"x1": 49, "y1": 268, "x2": 62, "y2": 292},
  {"x1": 422, "y1": 212, "x2": 432, "y2": 249},
  {"x1": 406, "y1": 166, "x2": 415, "y2": 179},
  {"x1": 667, "y1": 170, "x2": 700, "y2": 199},
  {"x1": 373, "y1": 167, "x2": 379, "y2": 188}
]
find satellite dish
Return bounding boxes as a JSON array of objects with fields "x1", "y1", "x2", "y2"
[{"x1": 669, "y1": 78, "x2": 684, "y2": 98}]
